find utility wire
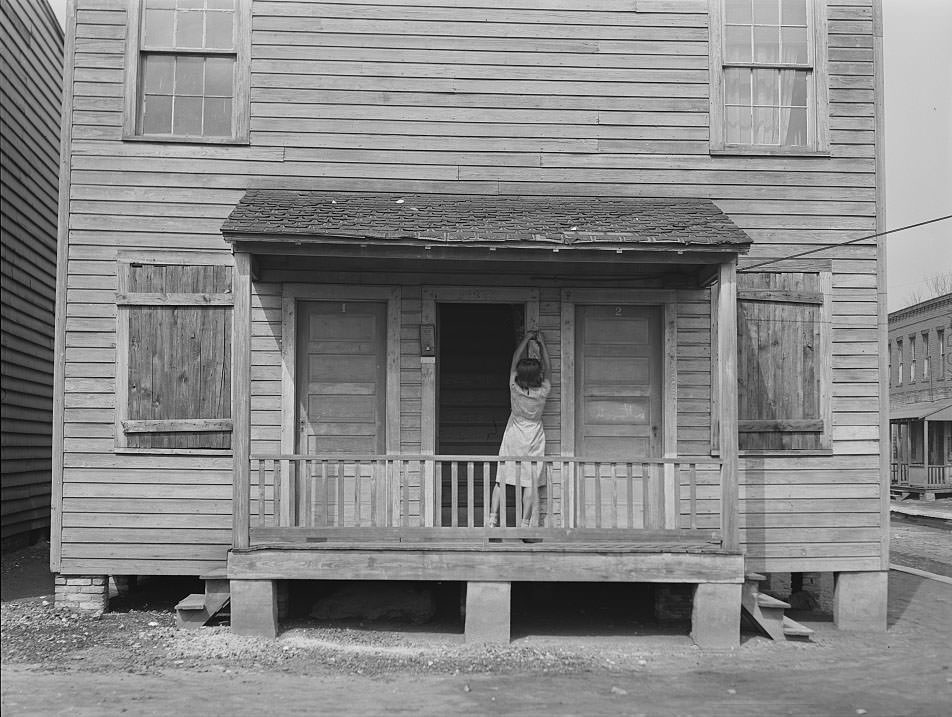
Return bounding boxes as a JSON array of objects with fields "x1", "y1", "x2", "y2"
[{"x1": 739, "y1": 214, "x2": 952, "y2": 273}]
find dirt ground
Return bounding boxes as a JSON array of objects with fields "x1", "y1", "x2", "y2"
[{"x1": 2, "y1": 519, "x2": 951, "y2": 717}]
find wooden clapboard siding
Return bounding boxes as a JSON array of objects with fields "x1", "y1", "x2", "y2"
[
  {"x1": 55, "y1": 0, "x2": 884, "y2": 575},
  {"x1": 1, "y1": 0, "x2": 64, "y2": 548}
]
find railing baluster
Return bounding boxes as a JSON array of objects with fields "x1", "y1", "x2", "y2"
[
  {"x1": 370, "y1": 459, "x2": 379, "y2": 527},
  {"x1": 401, "y1": 460, "x2": 409, "y2": 527},
  {"x1": 287, "y1": 459, "x2": 297, "y2": 528},
  {"x1": 451, "y1": 461, "x2": 459, "y2": 528},
  {"x1": 500, "y1": 462, "x2": 508, "y2": 528},
  {"x1": 626, "y1": 462, "x2": 634, "y2": 529},
  {"x1": 320, "y1": 461, "x2": 329, "y2": 527},
  {"x1": 546, "y1": 461, "x2": 554, "y2": 528},
  {"x1": 641, "y1": 462, "x2": 650, "y2": 530},
  {"x1": 354, "y1": 461, "x2": 363, "y2": 528},
  {"x1": 482, "y1": 461, "x2": 491, "y2": 527},
  {"x1": 337, "y1": 460, "x2": 345, "y2": 527},
  {"x1": 256, "y1": 459, "x2": 265, "y2": 527},
  {"x1": 514, "y1": 462, "x2": 524, "y2": 526},
  {"x1": 594, "y1": 462, "x2": 602, "y2": 529},
  {"x1": 386, "y1": 460, "x2": 394, "y2": 527},
  {"x1": 467, "y1": 461, "x2": 475, "y2": 528},
  {"x1": 302, "y1": 459, "x2": 312, "y2": 528},
  {"x1": 532, "y1": 460, "x2": 539, "y2": 528},
  {"x1": 689, "y1": 463, "x2": 698, "y2": 530},
  {"x1": 273, "y1": 459, "x2": 282, "y2": 528},
  {"x1": 610, "y1": 463, "x2": 618, "y2": 529},
  {"x1": 577, "y1": 462, "x2": 586, "y2": 528}
]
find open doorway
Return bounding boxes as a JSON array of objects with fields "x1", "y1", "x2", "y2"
[{"x1": 437, "y1": 303, "x2": 524, "y2": 526}]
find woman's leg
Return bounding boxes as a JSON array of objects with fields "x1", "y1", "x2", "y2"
[
  {"x1": 521, "y1": 486, "x2": 534, "y2": 527},
  {"x1": 488, "y1": 483, "x2": 501, "y2": 527}
]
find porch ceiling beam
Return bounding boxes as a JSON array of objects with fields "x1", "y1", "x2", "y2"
[{"x1": 225, "y1": 239, "x2": 744, "y2": 266}]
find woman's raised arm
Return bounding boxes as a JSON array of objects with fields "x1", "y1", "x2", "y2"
[
  {"x1": 534, "y1": 331, "x2": 551, "y2": 377},
  {"x1": 510, "y1": 332, "x2": 534, "y2": 375}
]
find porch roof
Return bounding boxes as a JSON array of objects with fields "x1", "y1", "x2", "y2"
[
  {"x1": 221, "y1": 191, "x2": 752, "y2": 251},
  {"x1": 890, "y1": 397, "x2": 952, "y2": 422}
]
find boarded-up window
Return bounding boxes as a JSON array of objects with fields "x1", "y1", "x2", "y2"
[
  {"x1": 116, "y1": 261, "x2": 233, "y2": 450},
  {"x1": 736, "y1": 271, "x2": 831, "y2": 452}
]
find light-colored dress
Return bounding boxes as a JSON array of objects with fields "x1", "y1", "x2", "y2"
[{"x1": 497, "y1": 373, "x2": 551, "y2": 488}]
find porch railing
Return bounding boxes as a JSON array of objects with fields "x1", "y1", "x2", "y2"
[
  {"x1": 891, "y1": 462, "x2": 951, "y2": 490},
  {"x1": 243, "y1": 454, "x2": 724, "y2": 543}
]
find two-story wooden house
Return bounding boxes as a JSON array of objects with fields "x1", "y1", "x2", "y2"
[{"x1": 51, "y1": 0, "x2": 888, "y2": 645}]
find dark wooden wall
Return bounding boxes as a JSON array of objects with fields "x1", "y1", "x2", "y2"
[{"x1": 1, "y1": 0, "x2": 64, "y2": 549}]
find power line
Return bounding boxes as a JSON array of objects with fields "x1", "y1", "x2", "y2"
[{"x1": 739, "y1": 214, "x2": 952, "y2": 273}]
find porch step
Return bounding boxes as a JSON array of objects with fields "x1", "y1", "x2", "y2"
[
  {"x1": 782, "y1": 616, "x2": 815, "y2": 639},
  {"x1": 741, "y1": 577, "x2": 810, "y2": 642},
  {"x1": 174, "y1": 575, "x2": 231, "y2": 629}
]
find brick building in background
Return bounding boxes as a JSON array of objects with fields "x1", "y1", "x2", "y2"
[{"x1": 888, "y1": 292, "x2": 952, "y2": 498}]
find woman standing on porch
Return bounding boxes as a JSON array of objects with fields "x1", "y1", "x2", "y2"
[{"x1": 488, "y1": 329, "x2": 551, "y2": 528}]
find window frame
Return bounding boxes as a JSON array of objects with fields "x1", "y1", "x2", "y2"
[
  {"x1": 115, "y1": 251, "x2": 235, "y2": 455},
  {"x1": 896, "y1": 337, "x2": 903, "y2": 385},
  {"x1": 909, "y1": 334, "x2": 917, "y2": 383},
  {"x1": 922, "y1": 330, "x2": 930, "y2": 380},
  {"x1": 122, "y1": 0, "x2": 250, "y2": 144},
  {"x1": 939, "y1": 328, "x2": 946, "y2": 381},
  {"x1": 709, "y1": 0, "x2": 830, "y2": 156}
]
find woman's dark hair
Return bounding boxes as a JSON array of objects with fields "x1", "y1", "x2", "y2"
[{"x1": 515, "y1": 357, "x2": 543, "y2": 390}]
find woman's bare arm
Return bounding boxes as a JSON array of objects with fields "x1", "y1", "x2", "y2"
[
  {"x1": 510, "y1": 332, "x2": 534, "y2": 375},
  {"x1": 534, "y1": 331, "x2": 550, "y2": 377}
]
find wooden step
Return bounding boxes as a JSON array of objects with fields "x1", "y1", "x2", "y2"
[
  {"x1": 782, "y1": 616, "x2": 815, "y2": 638},
  {"x1": 175, "y1": 593, "x2": 205, "y2": 612},
  {"x1": 756, "y1": 593, "x2": 792, "y2": 610}
]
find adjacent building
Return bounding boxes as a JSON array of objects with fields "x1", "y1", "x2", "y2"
[
  {"x1": 1, "y1": 0, "x2": 65, "y2": 549},
  {"x1": 888, "y1": 292, "x2": 952, "y2": 498}
]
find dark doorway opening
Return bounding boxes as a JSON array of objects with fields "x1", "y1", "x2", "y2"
[{"x1": 437, "y1": 303, "x2": 524, "y2": 526}]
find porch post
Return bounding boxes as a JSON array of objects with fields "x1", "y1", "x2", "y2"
[
  {"x1": 233, "y1": 251, "x2": 252, "y2": 550},
  {"x1": 717, "y1": 259, "x2": 740, "y2": 553}
]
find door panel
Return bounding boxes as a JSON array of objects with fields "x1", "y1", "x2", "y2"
[
  {"x1": 297, "y1": 301, "x2": 386, "y2": 455},
  {"x1": 576, "y1": 305, "x2": 663, "y2": 460}
]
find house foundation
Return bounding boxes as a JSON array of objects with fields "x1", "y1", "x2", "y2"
[
  {"x1": 834, "y1": 571, "x2": 888, "y2": 632},
  {"x1": 54, "y1": 575, "x2": 108, "y2": 615}
]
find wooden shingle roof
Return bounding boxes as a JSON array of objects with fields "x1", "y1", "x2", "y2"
[{"x1": 222, "y1": 191, "x2": 751, "y2": 249}]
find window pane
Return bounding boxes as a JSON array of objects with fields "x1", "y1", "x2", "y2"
[
  {"x1": 177, "y1": 0, "x2": 203, "y2": 8},
  {"x1": 173, "y1": 95, "x2": 203, "y2": 135},
  {"x1": 175, "y1": 9, "x2": 204, "y2": 47},
  {"x1": 781, "y1": 0, "x2": 808, "y2": 25},
  {"x1": 143, "y1": 8, "x2": 174, "y2": 46},
  {"x1": 752, "y1": 0, "x2": 779, "y2": 25},
  {"x1": 175, "y1": 55, "x2": 204, "y2": 95},
  {"x1": 204, "y1": 97, "x2": 232, "y2": 136},
  {"x1": 205, "y1": 56, "x2": 234, "y2": 96},
  {"x1": 141, "y1": 94, "x2": 173, "y2": 134},
  {"x1": 725, "y1": 25, "x2": 752, "y2": 62},
  {"x1": 753, "y1": 68, "x2": 778, "y2": 106},
  {"x1": 725, "y1": 68, "x2": 750, "y2": 105},
  {"x1": 725, "y1": 0, "x2": 751, "y2": 24},
  {"x1": 781, "y1": 26, "x2": 809, "y2": 63},
  {"x1": 142, "y1": 54, "x2": 174, "y2": 93},
  {"x1": 205, "y1": 10, "x2": 234, "y2": 49},
  {"x1": 208, "y1": 0, "x2": 235, "y2": 8},
  {"x1": 781, "y1": 107, "x2": 808, "y2": 146},
  {"x1": 781, "y1": 69, "x2": 808, "y2": 107},
  {"x1": 726, "y1": 106, "x2": 752, "y2": 144},
  {"x1": 753, "y1": 25, "x2": 780, "y2": 62},
  {"x1": 146, "y1": 0, "x2": 175, "y2": 8},
  {"x1": 753, "y1": 107, "x2": 779, "y2": 144}
]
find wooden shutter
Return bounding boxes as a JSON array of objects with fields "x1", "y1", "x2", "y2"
[
  {"x1": 736, "y1": 271, "x2": 831, "y2": 452},
  {"x1": 117, "y1": 263, "x2": 233, "y2": 450}
]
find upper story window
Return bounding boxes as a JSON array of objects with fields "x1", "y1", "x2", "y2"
[
  {"x1": 124, "y1": 0, "x2": 249, "y2": 143},
  {"x1": 909, "y1": 335, "x2": 917, "y2": 382},
  {"x1": 710, "y1": 0, "x2": 829, "y2": 154},
  {"x1": 922, "y1": 331, "x2": 930, "y2": 380},
  {"x1": 896, "y1": 338, "x2": 903, "y2": 385},
  {"x1": 939, "y1": 328, "x2": 947, "y2": 381}
]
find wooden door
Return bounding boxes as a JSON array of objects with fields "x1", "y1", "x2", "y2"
[
  {"x1": 575, "y1": 305, "x2": 663, "y2": 528},
  {"x1": 296, "y1": 301, "x2": 387, "y2": 455},
  {"x1": 575, "y1": 305, "x2": 663, "y2": 459}
]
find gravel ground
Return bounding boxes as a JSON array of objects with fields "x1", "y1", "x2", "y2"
[{"x1": 2, "y1": 520, "x2": 951, "y2": 715}]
